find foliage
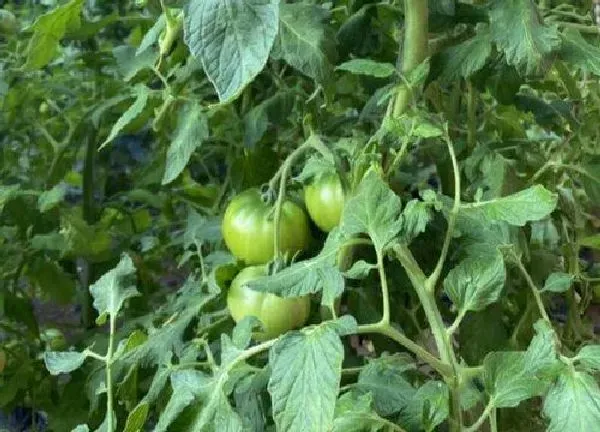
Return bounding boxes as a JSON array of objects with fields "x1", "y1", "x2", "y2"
[{"x1": 1, "y1": 0, "x2": 600, "y2": 431}]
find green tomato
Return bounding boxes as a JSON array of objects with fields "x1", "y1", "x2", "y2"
[
  {"x1": 304, "y1": 174, "x2": 345, "y2": 232},
  {"x1": 0, "y1": 10, "x2": 19, "y2": 34},
  {"x1": 227, "y1": 266, "x2": 310, "y2": 340},
  {"x1": 222, "y1": 189, "x2": 310, "y2": 265}
]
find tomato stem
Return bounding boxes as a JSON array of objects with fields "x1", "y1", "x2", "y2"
[
  {"x1": 269, "y1": 136, "x2": 336, "y2": 264},
  {"x1": 427, "y1": 135, "x2": 461, "y2": 293},
  {"x1": 389, "y1": 0, "x2": 429, "y2": 118},
  {"x1": 105, "y1": 313, "x2": 117, "y2": 432}
]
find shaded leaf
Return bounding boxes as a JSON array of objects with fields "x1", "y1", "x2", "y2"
[{"x1": 162, "y1": 104, "x2": 209, "y2": 185}]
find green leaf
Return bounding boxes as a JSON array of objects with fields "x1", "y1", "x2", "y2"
[
  {"x1": 580, "y1": 235, "x2": 600, "y2": 250},
  {"x1": 483, "y1": 351, "x2": 547, "y2": 408},
  {"x1": 489, "y1": 0, "x2": 560, "y2": 74},
  {"x1": 459, "y1": 185, "x2": 557, "y2": 226},
  {"x1": 344, "y1": 260, "x2": 376, "y2": 280},
  {"x1": 575, "y1": 345, "x2": 600, "y2": 372},
  {"x1": 247, "y1": 230, "x2": 344, "y2": 308},
  {"x1": 153, "y1": 370, "x2": 210, "y2": 432},
  {"x1": 123, "y1": 402, "x2": 148, "y2": 432},
  {"x1": 38, "y1": 184, "x2": 65, "y2": 212},
  {"x1": 543, "y1": 369, "x2": 600, "y2": 432},
  {"x1": 400, "y1": 199, "x2": 434, "y2": 243},
  {"x1": 443, "y1": 249, "x2": 506, "y2": 314},
  {"x1": 136, "y1": 14, "x2": 166, "y2": 55},
  {"x1": 341, "y1": 170, "x2": 403, "y2": 252},
  {"x1": 399, "y1": 381, "x2": 449, "y2": 432},
  {"x1": 71, "y1": 426, "x2": 90, "y2": 432},
  {"x1": 332, "y1": 392, "x2": 391, "y2": 432},
  {"x1": 243, "y1": 91, "x2": 295, "y2": 148},
  {"x1": 336, "y1": 59, "x2": 396, "y2": 78},
  {"x1": 355, "y1": 354, "x2": 415, "y2": 416},
  {"x1": 273, "y1": 3, "x2": 332, "y2": 82},
  {"x1": 89, "y1": 254, "x2": 139, "y2": 325},
  {"x1": 162, "y1": 104, "x2": 209, "y2": 185},
  {"x1": 0, "y1": 184, "x2": 23, "y2": 212},
  {"x1": 438, "y1": 26, "x2": 492, "y2": 83},
  {"x1": 559, "y1": 29, "x2": 600, "y2": 76},
  {"x1": 44, "y1": 351, "x2": 88, "y2": 375},
  {"x1": 268, "y1": 324, "x2": 344, "y2": 432},
  {"x1": 484, "y1": 320, "x2": 558, "y2": 408},
  {"x1": 112, "y1": 45, "x2": 158, "y2": 81},
  {"x1": 184, "y1": 0, "x2": 279, "y2": 103},
  {"x1": 23, "y1": 0, "x2": 85, "y2": 70},
  {"x1": 27, "y1": 257, "x2": 75, "y2": 304},
  {"x1": 541, "y1": 272, "x2": 574, "y2": 293},
  {"x1": 100, "y1": 85, "x2": 150, "y2": 149}
]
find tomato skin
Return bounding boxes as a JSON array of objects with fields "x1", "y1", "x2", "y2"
[
  {"x1": 222, "y1": 189, "x2": 310, "y2": 265},
  {"x1": 227, "y1": 266, "x2": 310, "y2": 340},
  {"x1": 305, "y1": 174, "x2": 344, "y2": 232}
]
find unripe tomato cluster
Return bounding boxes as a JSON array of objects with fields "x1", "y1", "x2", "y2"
[{"x1": 221, "y1": 173, "x2": 345, "y2": 339}]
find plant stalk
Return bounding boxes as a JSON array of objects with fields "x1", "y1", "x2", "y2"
[{"x1": 391, "y1": 0, "x2": 429, "y2": 118}]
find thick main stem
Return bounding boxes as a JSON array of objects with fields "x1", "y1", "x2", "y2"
[
  {"x1": 392, "y1": 0, "x2": 429, "y2": 117},
  {"x1": 394, "y1": 244, "x2": 463, "y2": 430}
]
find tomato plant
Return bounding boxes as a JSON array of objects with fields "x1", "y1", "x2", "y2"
[
  {"x1": 227, "y1": 266, "x2": 311, "y2": 340},
  {"x1": 1, "y1": 0, "x2": 600, "y2": 431},
  {"x1": 305, "y1": 173, "x2": 345, "y2": 232}
]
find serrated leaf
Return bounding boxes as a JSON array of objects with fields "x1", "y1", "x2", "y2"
[
  {"x1": 443, "y1": 249, "x2": 506, "y2": 314},
  {"x1": 459, "y1": 185, "x2": 557, "y2": 226},
  {"x1": 559, "y1": 29, "x2": 600, "y2": 76},
  {"x1": 341, "y1": 170, "x2": 403, "y2": 252},
  {"x1": 438, "y1": 26, "x2": 492, "y2": 83},
  {"x1": 162, "y1": 104, "x2": 209, "y2": 185},
  {"x1": 232, "y1": 316, "x2": 262, "y2": 350},
  {"x1": 113, "y1": 45, "x2": 158, "y2": 81},
  {"x1": 489, "y1": 0, "x2": 560, "y2": 74},
  {"x1": 38, "y1": 184, "x2": 65, "y2": 212},
  {"x1": 332, "y1": 392, "x2": 390, "y2": 432},
  {"x1": 543, "y1": 369, "x2": 600, "y2": 432},
  {"x1": 44, "y1": 351, "x2": 87, "y2": 375},
  {"x1": 400, "y1": 381, "x2": 449, "y2": 432},
  {"x1": 136, "y1": 14, "x2": 166, "y2": 55},
  {"x1": 355, "y1": 354, "x2": 416, "y2": 416},
  {"x1": 575, "y1": 345, "x2": 600, "y2": 372},
  {"x1": 247, "y1": 230, "x2": 345, "y2": 308},
  {"x1": 100, "y1": 85, "x2": 150, "y2": 149},
  {"x1": 273, "y1": 3, "x2": 331, "y2": 82},
  {"x1": 541, "y1": 272, "x2": 574, "y2": 293},
  {"x1": 483, "y1": 351, "x2": 546, "y2": 408},
  {"x1": 268, "y1": 325, "x2": 343, "y2": 432},
  {"x1": 24, "y1": 0, "x2": 84, "y2": 70},
  {"x1": 336, "y1": 58, "x2": 396, "y2": 78},
  {"x1": 184, "y1": 0, "x2": 279, "y2": 103},
  {"x1": 344, "y1": 260, "x2": 376, "y2": 279},
  {"x1": 484, "y1": 320, "x2": 558, "y2": 408},
  {"x1": 123, "y1": 402, "x2": 148, "y2": 432},
  {"x1": 89, "y1": 254, "x2": 139, "y2": 325},
  {"x1": 153, "y1": 370, "x2": 211, "y2": 432},
  {"x1": 400, "y1": 199, "x2": 433, "y2": 243}
]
